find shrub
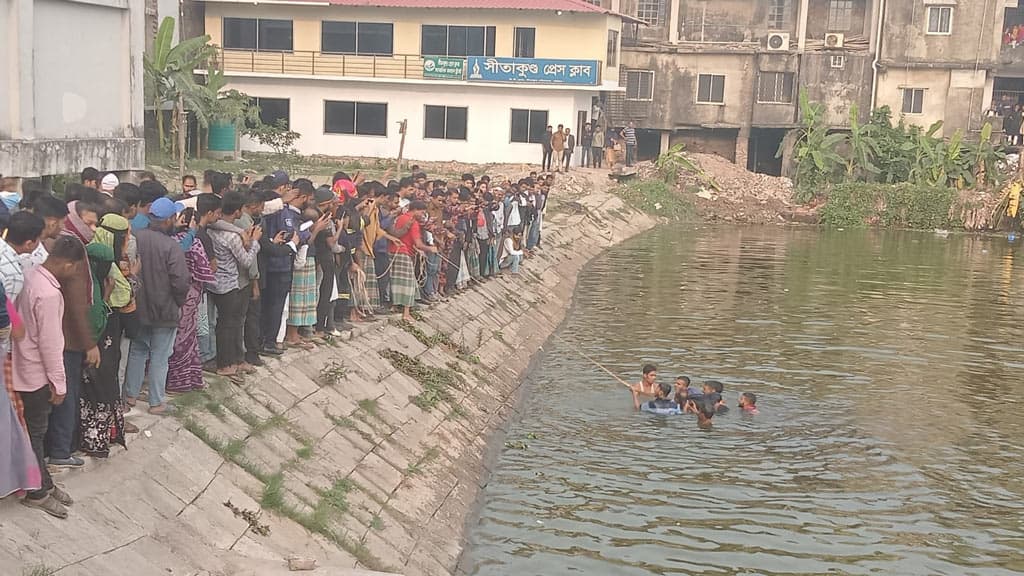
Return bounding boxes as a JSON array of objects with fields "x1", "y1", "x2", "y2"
[{"x1": 821, "y1": 183, "x2": 957, "y2": 229}]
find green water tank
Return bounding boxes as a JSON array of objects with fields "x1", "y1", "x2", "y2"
[{"x1": 208, "y1": 122, "x2": 236, "y2": 152}]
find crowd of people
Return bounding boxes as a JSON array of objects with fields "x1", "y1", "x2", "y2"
[
  {"x1": 0, "y1": 164, "x2": 552, "y2": 519},
  {"x1": 540, "y1": 121, "x2": 639, "y2": 172}
]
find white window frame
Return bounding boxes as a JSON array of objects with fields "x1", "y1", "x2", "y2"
[
  {"x1": 768, "y1": 0, "x2": 791, "y2": 30},
  {"x1": 901, "y1": 88, "x2": 925, "y2": 115},
  {"x1": 926, "y1": 6, "x2": 953, "y2": 35},
  {"x1": 827, "y1": 0, "x2": 853, "y2": 32},
  {"x1": 696, "y1": 73, "x2": 726, "y2": 105},
  {"x1": 636, "y1": 0, "x2": 665, "y2": 27},
  {"x1": 830, "y1": 55, "x2": 846, "y2": 69},
  {"x1": 625, "y1": 70, "x2": 655, "y2": 101}
]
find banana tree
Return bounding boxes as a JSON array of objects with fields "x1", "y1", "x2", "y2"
[
  {"x1": 143, "y1": 17, "x2": 215, "y2": 155},
  {"x1": 199, "y1": 69, "x2": 259, "y2": 159},
  {"x1": 845, "y1": 103, "x2": 881, "y2": 181}
]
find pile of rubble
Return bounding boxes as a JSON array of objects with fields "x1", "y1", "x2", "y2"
[{"x1": 634, "y1": 152, "x2": 797, "y2": 224}]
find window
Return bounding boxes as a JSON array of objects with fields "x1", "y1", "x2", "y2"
[
  {"x1": 424, "y1": 105, "x2": 468, "y2": 140},
  {"x1": 830, "y1": 55, "x2": 846, "y2": 69},
  {"x1": 757, "y1": 72, "x2": 794, "y2": 103},
  {"x1": 224, "y1": 18, "x2": 257, "y2": 50},
  {"x1": 256, "y1": 19, "x2": 293, "y2": 51},
  {"x1": 768, "y1": 0, "x2": 790, "y2": 30},
  {"x1": 636, "y1": 0, "x2": 665, "y2": 26},
  {"x1": 625, "y1": 70, "x2": 654, "y2": 101},
  {"x1": 224, "y1": 18, "x2": 293, "y2": 51},
  {"x1": 254, "y1": 98, "x2": 290, "y2": 128},
  {"x1": 827, "y1": 0, "x2": 853, "y2": 31},
  {"x1": 514, "y1": 27, "x2": 535, "y2": 58},
  {"x1": 421, "y1": 25, "x2": 495, "y2": 57},
  {"x1": 902, "y1": 88, "x2": 924, "y2": 115},
  {"x1": 322, "y1": 21, "x2": 394, "y2": 55},
  {"x1": 927, "y1": 6, "x2": 953, "y2": 35},
  {"x1": 324, "y1": 101, "x2": 388, "y2": 136},
  {"x1": 607, "y1": 30, "x2": 619, "y2": 67},
  {"x1": 697, "y1": 74, "x2": 726, "y2": 104},
  {"x1": 510, "y1": 109, "x2": 549, "y2": 144}
]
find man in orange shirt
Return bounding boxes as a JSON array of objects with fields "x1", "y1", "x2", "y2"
[{"x1": 388, "y1": 201, "x2": 436, "y2": 322}]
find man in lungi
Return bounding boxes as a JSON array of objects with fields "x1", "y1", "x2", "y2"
[{"x1": 388, "y1": 201, "x2": 436, "y2": 322}]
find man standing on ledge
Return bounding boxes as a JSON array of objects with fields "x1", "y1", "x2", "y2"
[
  {"x1": 541, "y1": 126, "x2": 554, "y2": 172},
  {"x1": 621, "y1": 121, "x2": 638, "y2": 167},
  {"x1": 551, "y1": 124, "x2": 566, "y2": 173}
]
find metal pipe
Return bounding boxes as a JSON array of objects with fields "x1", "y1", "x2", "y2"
[{"x1": 870, "y1": 0, "x2": 886, "y2": 111}]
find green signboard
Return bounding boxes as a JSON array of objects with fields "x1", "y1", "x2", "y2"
[{"x1": 423, "y1": 56, "x2": 465, "y2": 80}]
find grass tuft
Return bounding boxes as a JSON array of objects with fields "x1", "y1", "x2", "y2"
[{"x1": 381, "y1": 349, "x2": 466, "y2": 411}]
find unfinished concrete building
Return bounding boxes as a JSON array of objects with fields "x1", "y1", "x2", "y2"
[{"x1": 599, "y1": 0, "x2": 1008, "y2": 175}]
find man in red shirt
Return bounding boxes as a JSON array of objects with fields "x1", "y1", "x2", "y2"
[{"x1": 388, "y1": 201, "x2": 435, "y2": 322}]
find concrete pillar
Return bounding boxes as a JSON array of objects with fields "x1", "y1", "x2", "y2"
[
  {"x1": 735, "y1": 127, "x2": 750, "y2": 169},
  {"x1": 13, "y1": 0, "x2": 35, "y2": 139},
  {"x1": 796, "y1": 0, "x2": 810, "y2": 52},
  {"x1": 660, "y1": 130, "x2": 670, "y2": 155},
  {"x1": 127, "y1": 0, "x2": 146, "y2": 138},
  {"x1": 668, "y1": 0, "x2": 681, "y2": 43}
]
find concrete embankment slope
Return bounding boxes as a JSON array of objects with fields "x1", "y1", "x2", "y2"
[{"x1": 0, "y1": 171, "x2": 657, "y2": 576}]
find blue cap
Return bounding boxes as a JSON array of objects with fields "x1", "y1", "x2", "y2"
[
  {"x1": 271, "y1": 170, "x2": 290, "y2": 188},
  {"x1": 149, "y1": 197, "x2": 185, "y2": 220}
]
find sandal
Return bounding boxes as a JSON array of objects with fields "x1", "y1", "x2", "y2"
[{"x1": 21, "y1": 495, "x2": 68, "y2": 519}]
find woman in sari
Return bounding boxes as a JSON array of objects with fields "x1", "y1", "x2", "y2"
[
  {"x1": 0, "y1": 289, "x2": 40, "y2": 497},
  {"x1": 166, "y1": 229, "x2": 215, "y2": 393},
  {"x1": 80, "y1": 215, "x2": 133, "y2": 457}
]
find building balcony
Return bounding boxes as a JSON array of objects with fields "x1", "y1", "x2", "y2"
[
  {"x1": 998, "y1": 43, "x2": 1024, "y2": 77},
  {"x1": 212, "y1": 47, "x2": 605, "y2": 87}
]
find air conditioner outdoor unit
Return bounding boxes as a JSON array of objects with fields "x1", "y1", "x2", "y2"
[
  {"x1": 824, "y1": 33, "x2": 845, "y2": 49},
  {"x1": 766, "y1": 32, "x2": 790, "y2": 52}
]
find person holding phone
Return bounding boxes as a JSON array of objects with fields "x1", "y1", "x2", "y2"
[{"x1": 260, "y1": 180, "x2": 314, "y2": 355}]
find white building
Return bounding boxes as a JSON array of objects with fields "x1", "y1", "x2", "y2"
[
  {"x1": 1, "y1": 0, "x2": 146, "y2": 178},
  {"x1": 201, "y1": 0, "x2": 629, "y2": 164}
]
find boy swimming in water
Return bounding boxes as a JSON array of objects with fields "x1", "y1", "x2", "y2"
[
  {"x1": 738, "y1": 392, "x2": 759, "y2": 415},
  {"x1": 674, "y1": 376, "x2": 699, "y2": 401},
  {"x1": 630, "y1": 364, "x2": 659, "y2": 411},
  {"x1": 639, "y1": 382, "x2": 682, "y2": 414},
  {"x1": 705, "y1": 380, "x2": 729, "y2": 414}
]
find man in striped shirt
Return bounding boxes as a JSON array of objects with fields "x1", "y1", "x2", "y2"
[{"x1": 620, "y1": 121, "x2": 638, "y2": 167}]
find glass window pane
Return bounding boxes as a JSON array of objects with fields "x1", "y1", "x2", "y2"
[
  {"x1": 712, "y1": 76, "x2": 725, "y2": 102},
  {"x1": 356, "y1": 102, "x2": 388, "y2": 136},
  {"x1": 698, "y1": 74, "x2": 711, "y2": 101},
  {"x1": 358, "y1": 23, "x2": 393, "y2": 55},
  {"x1": 486, "y1": 26, "x2": 496, "y2": 57},
  {"x1": 425, "y1": 105, "x2": 447, "y2": 139},
  {"x1": 607, "y1": 30, "x2": 618, "y2": 67},
  {"x1": 224, "y1": 18, "x2": 257, "y2": 50},
  {"x1": 529, "y1": 110, "x2": 548, "y2": 144},
  {"x1": 448, "y1": 26, "x2": 468, "y2": 57},
  {"x1": 422, "y1": 25, "x2": 448, "y2": 56},
  {"x1": 322, "y1": 21, "x2": 356, "y2": 53},
  {"x1": 514, "y1": 28, "x2": 535, "y2": 58},
  {"x1": 511, "y1": 109, "x2": 529, "y2": 143},
  {"x1": 466, "y1": 26, "x2": 485, "y2": 56},
  {"x1": 258, "y1": 19, "x2": 293, "y2": 51},
  {"x1": 446, "y1": 107, "x2": 468, "y2": 140},
  {"x1": 257, "y1": 98, "x2": 290, "y2": 128},
  {"x1": 324, "y1": 101, "x2": 356, "y2": 134}
]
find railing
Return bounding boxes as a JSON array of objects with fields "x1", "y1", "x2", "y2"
[
  {"x1": 214, "y1": 48, "x2": 603, "y2": 85},
  {"x1": 217, "y1": 48, "x2": 435, "y2": 80}
]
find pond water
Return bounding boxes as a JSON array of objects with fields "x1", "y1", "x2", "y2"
[{"x1": 465, "y1": 225, "x2": 1024, "y2": 576}]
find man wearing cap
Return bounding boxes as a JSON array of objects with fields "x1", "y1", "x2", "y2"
[
  {"x1": 100, "y1": 174, "x2": 119, "y2": 196},
  {"x1": 260, "y1": 179, "x2": 313, "y2": 355},
  {"x1": 124, "y1": 197, "x2": 191, "y2": 415}
]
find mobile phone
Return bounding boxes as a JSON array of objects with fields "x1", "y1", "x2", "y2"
[
  {"x1": 180, "y1": 207, "x2": 195, "y2": 227},
  {"x1": 299, "y1": 220, "x2": 313, "y2": 232}
]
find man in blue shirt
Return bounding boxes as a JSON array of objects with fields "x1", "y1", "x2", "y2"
[{"x1": 259, "y1": 179, "x2": 313, "y2": 354}]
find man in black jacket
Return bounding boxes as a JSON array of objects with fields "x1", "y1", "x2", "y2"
[{"x1": 124, "y1": 198, "x2": 191, "y2": 415}]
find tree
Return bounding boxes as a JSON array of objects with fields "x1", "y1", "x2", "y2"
[
  {"x1": 200, "y1": 69, "x2": 260, "y2": 159},
  {"x1": 844, "y1": 103, "x2": 881, "y2": 181},
  {"x1": 143, "y1": 17, "x2": 215, "y2": 157},
  {"x1": 781, "y1": 90, "x2": 845, "y2": 200}
]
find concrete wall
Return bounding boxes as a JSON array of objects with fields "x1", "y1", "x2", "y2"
[
  {"x1": 876, "y1": 67, "x2": 990, "y2": 135},
  {"x1": 751, "y1": 52, "x2": 800, "y2": 126},
  {"x1": 227, "y1": 76, "x2": 595, "y2": 164},
  {"x1": 617, "y1": 49, "x2": 756, "y2": 130},
  {"x1": 203, "y1": 4, "x2": 620, "y2": 82},
  {"x1": 882, "y1": 0, "x2": 1001, "y2": 66},
  {"x1": 0, "y1": 0, "x2": 145, "y2": 177},
  {"x1": 802, "y1": 51, "x2": 874, "y2": 126},
  {"x1": 0, "y1": 172, "x2": 658, "y2": 576}
]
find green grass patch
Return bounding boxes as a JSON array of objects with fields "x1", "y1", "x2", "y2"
[
  {"x1": 330, "y1": 414, "x2": 356, "y2": 429},
  {"x1": 381, "y1": 349, "x2": 466, "y2": 411},
  {"x1": 22, "y1": 565, "x2": 54, "y2": 576},
  {"x1": 406, "y1": 446, "x2": 441, "y2": 477},
  {"x1": 616, "y1": 179, "x2": 694, "y2": 220},
  {"x1": 260, "y1": 473, "x2": 286, "y2": 511},
  {"x1": 370, "y1": 515, "x2": 384, "y2": 531},
  {"x1": 253, "y1": 414, "x2": 287, "y2": 436},
  {"x1": 295, "y1": 443, "x2": 314, "y2": 460},
  {"x1": 357, "y1": 398, "x2": 380, "y2": 418}
]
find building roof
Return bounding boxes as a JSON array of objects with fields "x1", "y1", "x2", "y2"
[{"x1": 206, "y1": 0, "x2": 618, "y2": 15}]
